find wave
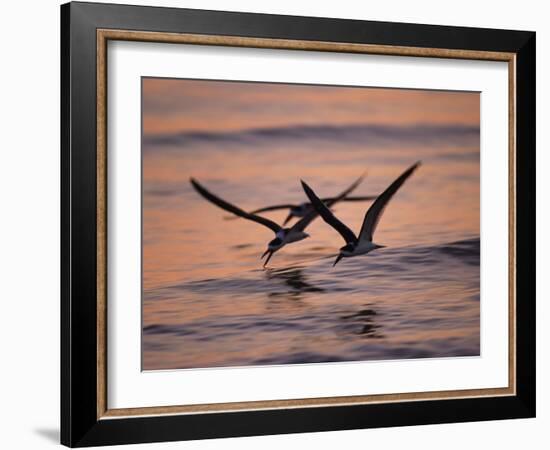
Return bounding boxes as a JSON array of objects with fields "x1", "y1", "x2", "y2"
[
  {"x1": 435, "y1": 237, "x2": 480, "y2": 266},
  {"x1": 144, "y1": 237, "x2": 479, "y2": 299},
  {"x1": 143, "y1": 123, "x2": 479, "y2": 150},
  {"x1": 142, "y1": 237, "x2": 480, "y2": 368}
]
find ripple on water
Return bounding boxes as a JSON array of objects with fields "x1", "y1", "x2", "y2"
[{"x1": 142, "y1": 237, "x2": 480, "y2": 369}]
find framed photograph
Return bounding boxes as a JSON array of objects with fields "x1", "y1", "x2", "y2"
[{"x1": 61, "y1": 2, "x2": 535, "y2": 447}]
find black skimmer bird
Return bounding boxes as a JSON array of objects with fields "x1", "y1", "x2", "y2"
[
  {"x1": 190, "y1": 174, "x2": 365, "y2": 267},
  {"x1": 301, "y1": 162, "x2": 421, "y2": 266},
  {"x1": 225, "y1": 195, "x2": 377, "y2": 225}
]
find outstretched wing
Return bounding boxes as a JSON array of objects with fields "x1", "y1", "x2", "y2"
[
  {"x1": 299, "y1": 181, "x2": 358, "y2": 244},
  {"x1": 321, "y1": 195, "x2": 377, "y2": 203},
  {"x1": 248, "y1": 203, "x2": 297, "y2": 214},
  {"x1": 223, "y1": 203, "x2": 297, "y2": 221},
  {"x1": 226, "y1": 196, "x2": 374, "y2": 221},
  {"x1": 190, "y1": 178, "x2": 282, "y2": 233},
  {"x1": 292, "y1": 174, "x2": 365, "y2": 233},
  {"x1": 358, "y1": 162, "x2": 421, "y2": 243}
]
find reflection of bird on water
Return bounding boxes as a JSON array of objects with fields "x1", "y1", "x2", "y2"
[
  {"x1": 225, "y1": 195, "x2": 376, "y2": 226},
  {"x1": 266, "y1": 267, "x2": 325, "y2": 298},
  {"x1": 190, "y1": 173, "x2": 365, "y2": 267},
  {"x1": 340, "y1": 307, "x2": 384, "y2": 338},
  {"x1": 302, "y1": 162, "x2": 421, "y2": 266}
]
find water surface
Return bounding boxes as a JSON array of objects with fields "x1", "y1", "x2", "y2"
[{"x1": 142, "y1": 79, "x2": 480, "y2": 370}]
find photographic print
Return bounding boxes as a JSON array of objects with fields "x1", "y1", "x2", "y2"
[
  {"x1": 142, "y1": 78, "x2": 480, "y2": 371},
  {"x1": 62, "y1": 6, "x2": 535, "y2": 444}
]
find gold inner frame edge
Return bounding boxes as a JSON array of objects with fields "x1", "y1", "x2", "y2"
[{"x1": 96, "y1": 28, "x2": 517, "y2": 420}]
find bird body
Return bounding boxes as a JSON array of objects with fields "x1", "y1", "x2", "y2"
[
  {"x1": 276, "y1": 228, "x2": 310, "y2": 246},
  {"x1": 343, "y1": 241, "x2": 384, "y2": 256},
  {"x1": 288, "y1": 203, "x2": 311, "y2": 219}
]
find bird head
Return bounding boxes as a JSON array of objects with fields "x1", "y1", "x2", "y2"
[
  {"x1": 261, "y1": 237, "x2": 284, "y2": 267},
  {"x1": 339, "y1": 243, "x2": 355, "y2": 254},
  {"x1": 268, "y1": 237, "x2": 284, "y2": 251},
  {"x1": 333, "y1": 243, "x2": 356, "y2": 267}
]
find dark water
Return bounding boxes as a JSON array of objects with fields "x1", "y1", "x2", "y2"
[{"x1": 143, "y1": 237, "x2": 480, "y2": 370}]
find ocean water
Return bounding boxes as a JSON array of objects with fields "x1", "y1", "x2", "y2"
[{"x1": 142, "y1": 123, "x2": 480, "y2": 370}]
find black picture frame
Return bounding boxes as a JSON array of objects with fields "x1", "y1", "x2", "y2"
[{"x1": 61, "y1": 1, "x2": 535, "y2": 447}]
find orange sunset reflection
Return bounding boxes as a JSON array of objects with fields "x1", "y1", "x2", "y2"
[{"x1": 141, "y1": 78, "x2": 480, "y2": 370}]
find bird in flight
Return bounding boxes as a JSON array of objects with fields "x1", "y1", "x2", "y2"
[
  {"x1": 224, "y1": 195, "x2": 377, "y2": 226},
  {"x1": 190, "y1": 174, "x2": 365, "y2": 267},
  {"x1": 301, "y1": 162, "x2": 421, "y2": 266}
]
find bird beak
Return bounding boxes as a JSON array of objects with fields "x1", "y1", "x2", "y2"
[
  {"x1": 282, "y1": 212, "x2": 294, "y2": 226},
  {"x1": 262, "y1": 250, "x2": 274, "y2": 267},
  {"x1": 333, "y1": 254, "x2": 343, "y2": 267}
]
